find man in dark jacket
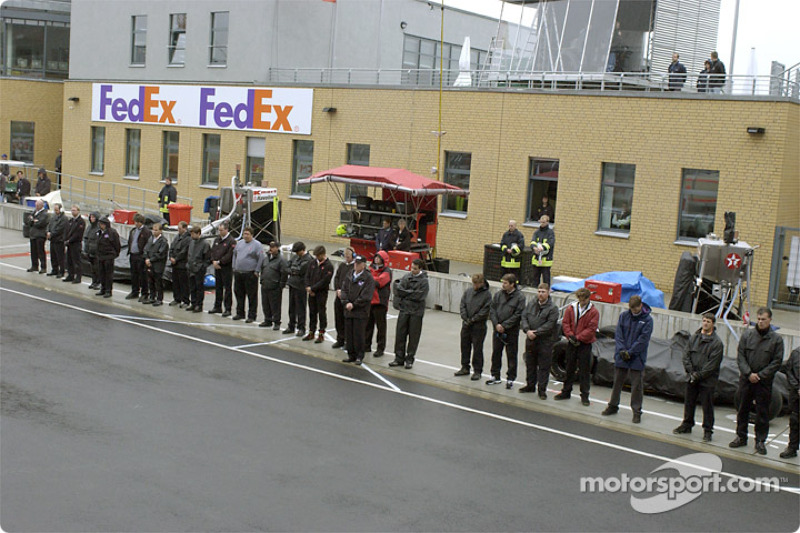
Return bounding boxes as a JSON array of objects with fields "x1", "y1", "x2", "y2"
[
  {"x1": 530, "y1": 215, "x2": 555, "y2": 287},
  {"x1": 780, "y1": 347, "x2": 799, "y2": 458},
  {"x1": 186, "y1": 225, "x2": 211, "y2": 312},
  {"x1": 729, "y1": 308, "x2": 784, "y2": 455},
  {"x1": 376, "y1": 218, "x2": 396, "y2": 252},
  {"x1": 208, "y1": 222, "x2": 236, "y2": 315},
  {"x1": 520, "y1": 283, "x2": 559, "y2": 398},
  {"x1": 143, "y1": 224, "x2": 169, "y2": 306},
  {"x1": 169, "y1": 221, "x2": 191, "y2": 308},
  {"x1": 332, "y1": 247, "x2": 356, "y2": 348},
  {"x1": 95, "y1": 216, "x2": 121, "y2": 297},
  {"x1": 500, "y1": 220, "x2": 525, "y2": 278},
  {"x1": 389, "y1": 259, "x2": 429, "y2": 369},
  {"x1": 366, "y1": 250, "x2": 392, "y2": 357},
  {"x1": 158, "y1": 177, "x2": 177, "y2": 220},
  {"x1": 125, "y1": 214, "x2": 152, "y2": 302},
  {"x1": 46, "y1": 203, "x2": 67, "y2": 277},
  {"x1": 340, "y1": 255, "x2": 375, "y2": 365},
  {"x1": 707, "y1": 51, "x2": 726, "y2": 93},
  {"x1": 17, "y1": 171, "x2": 31, "y2": 203},
  {"x1": 25, "y1": 199, "x2": 49, "y2": 273},
  {"x1": 673, "y1": 313, "x2": 724, "y2": 441},
  {"x1": 602, "y1": 296, "x2": 654, "y2": 423},
  {"x1": 456, "y1": 273, "x2": 491, "y2": 380},
  {"x1": 34, "y1": 168, "x2": 51, "y2": 196},
  {"x1": 304, "y1": 246, "x2": 335, "y2": 343},
  {"x1": 260, "y1": 241, "x2": 288, "y2": 330},
  {"x1": 487, "y1": 273, "x2": 526, "y2": 388},
  {"x1": 668, "y1": 53, "x2": 687, "y2": 90},
  {"x1": 284, "y1": 242, "x2": 313, "y2": 336},
  {"x1": 555, "y1": 288, "x2": 599, "y2": 405},
  {"x1": 83, "y1": 212, "x2": 100, "y2": 288},
  {"x1": 63, "y1": 205, "x2": 85, "y2": 283}
]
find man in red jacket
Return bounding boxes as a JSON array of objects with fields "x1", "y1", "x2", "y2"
[
  {"x1": 555, "y1": 287, "x2": 599, "y2": 406},
  {"x1": 366, "y1": 250, "x2": 392, "y2": 357}
]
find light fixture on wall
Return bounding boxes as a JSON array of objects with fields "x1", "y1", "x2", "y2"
[
  {"x1": 322, "y1": 107, "x2": 337, "y2": 113},
  {"x1": 746, "y1": 127, "x2": 765, "y2": 134},
  {"x1": 400, "y1": 21, "x2": 407, "y2": 30},
  {"x1": 67, "y1": 96, "x2": 80, "y2": 102}
]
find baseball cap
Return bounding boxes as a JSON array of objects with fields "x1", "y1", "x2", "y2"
[{"x1": 354, "y1": 255, "x2": 367, "y2": 263}]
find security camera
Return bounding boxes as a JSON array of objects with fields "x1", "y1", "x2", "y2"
[{"x1": 431, "y1": 166, "x2": 438, "y2": 174}]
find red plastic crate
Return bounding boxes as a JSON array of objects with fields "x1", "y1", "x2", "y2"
[
  {"x1": 584, "y1": 279, "x2": 622, "y2": 304},
  {"x1": 113, "y1": 209, "x2": 137, "y2": 225}
]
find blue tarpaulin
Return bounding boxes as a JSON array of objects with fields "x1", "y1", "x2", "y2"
[{"x1": 551, "y1": 271, "x2": 665, "y2": 309}]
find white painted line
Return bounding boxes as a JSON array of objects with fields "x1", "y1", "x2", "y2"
[
  {"x1": 362, "y1": 362, "x2": 401, "y2": 392},
  {"x1": 0, "y1": 243, "x2": 30, "y2": 250},
  {"x1": 3, "y1": 285, "x2": 796, "y2": 493},
  {"x1": 233, "y1": 341, "x2": 274, "y2": 349}
]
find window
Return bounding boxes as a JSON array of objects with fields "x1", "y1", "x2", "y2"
[
  {"x1": 168, "y1": 13, "x2": 186, "y2": 65},
  {"x1": 443, "y1": 151, "x2": 470, "y2": 213},
  {"x1": 162, "y1": 131, "x2": 179, "y2": 181},
  {"x1": 598, "y1": 162, "x2": 635, "y2": 233},
  {"x1": 246, "y1": 137, "x2": 265, "y2": 184},
  {"x1": 10, "y1": 121, "x2": 34, "y2": 162},
  {"x1": 678, "y1": 169, "x2": 720, "y2": 240},
  {"x1": 402, "y1": 35, "x2": 486, "y2": 86},
  {"x1": 345, "y1": 143, "x2": 370, "y2": 201},
  {"x1": 209, "y1": 11, "x2": 228, "y2": 65},
  {"x1": 91, "y1": 126, "x2": 105, "y2": 173},
  {"x1": 526, "y1": 158, "x2": 559, "y2": 223},
  {"x1": 291, "y1": 140, "x2": 314, "y2": 196},
  {"x1": 202, "y1": 134, "x2": 220, "y2": 185},
  {"x1": 131, "y1": 15, "x2": 147, "y2": 65},
  {"x1": 125, "y1": 129, "x2": 141, "y2": 177}
]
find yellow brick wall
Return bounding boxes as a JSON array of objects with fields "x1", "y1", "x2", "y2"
[
  {"x1": 0, "y1": 78, "x2": 63, "y2": 171},
  {"x1": 59, "y1": 81, "x2": 800, "y2": 305}
]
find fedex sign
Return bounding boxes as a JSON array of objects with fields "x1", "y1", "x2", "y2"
[{"x1": 92, "y1": 83, "x2": 313, "y2": 134}]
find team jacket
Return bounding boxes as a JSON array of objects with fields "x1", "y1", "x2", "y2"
[
  {"x1": 187, "y1": 238, "x2": 211, "y2": 275},
  {"x1": 65, "y1": 215, "x2": 85, "y2": 245},
  {"x1": 490, "y1": 287, "x2": 526, "y2": 331},
  {"x1": 614, "y1": 303, "x2": 654, "y2": 370},
  {"x1": 210, "y1": 233, "x2": 236, "y2": 267},
  {"x1": 143, "y1": 236, "x2": 169, "y2": 274},
  {"x1": 460, "y1": 280, "x2": 491, "y2": 325},
  {"x1": 306, "y1": 257, "x2": 335, "y2": 293},
  {"x1": 169, "y1": 232, "x2": 191, "y2": 269},
  {"x1": 341, "y1": 271, "x2": 376, "y2": 319},
  {"x1": 287, "y1": 252, "x2": 313, "y2": 290},
  {"x1": 562, "y1": 301, "x2": 599, "y2": 345},
  {"x1": 737, "y1": 327, "x2": 784, "y2": 382},
  {"x1": 682, "y1": 328, "x2": 725, "y2": 384},
  {"x1": 521, "y1": 296, "x2": 559, "y2": 340},
  {"x1": 47, "y1": 212, "x2": 67, "y2": 242},
  {"x1": 370, "y1": 250, "x2": 392, "y2": 306},
  {"x1": 393, "y1": 270, "x2": 429, "y2": 316},
  {"x1": 97, "y1": 227, "x2": 121, "y2": 260},
  {"x1": 530, "y1": 225, "x2": 555, "y2": 267}
]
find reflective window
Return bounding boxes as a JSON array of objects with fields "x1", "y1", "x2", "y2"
[
  {"x1": 598, "y1": 162, "x2": 635, "y2": 233},
  {"x1": 125, "y1": 129, "x2": 141, "y2": 177},
  {"x1": 678, "y1": 169, "x2": 719, "y2": 240},
  {"x1": 345, "y1": 143, "x2": 370, "y2": 201},
  {"x1": 168, "y1": 13, "x2": 186, "y2": 65},
  {"x1": 291, "y1": 140, "x2": 314, "y2": 196},
  {"x1": 131, "y1": 15, "x2": 147, "y2": 65},
  {"x1": 91, "y1": 126, "x2": 105, "y2": 173},
  {"x1": 2, "y1": 18, "x2": 69, "y2": 79},
  {"x1": 202, "y1": 134, "x2": 220, "y2": 185},
  {"x1": 401, "y1": 35, "x2": 485, "y2": 86},
  {"x1": 10, "y1": 121, "x2": 34, "y2": 162},
  {"x1": 246, "y1": 137, "x2": 264, "y2": 184},
  {"x1": 443, "y1": 151, "x2": 470, "y2": 213},
  {"x1": 209, "y1": 12, "x2": 228, "y2": 65},
  {"x1": 162, "y1": 131, "x2": 179, "y2": 181},
  {"x1": 526, "y1": 159, "x2": 559, "y2": 223}
]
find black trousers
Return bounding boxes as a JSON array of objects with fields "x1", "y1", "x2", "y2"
[
  {"x1": 308, "y1": 291, "x2": 329, "y2": 332},
  {"x1": 562, "y1": 341, "x2": 592, "y2": 399},
  {"x1": 287, "y1": 287, "x2": 307, "y2": 330},
  {"x1": 531, "y1": 266, "x2": 551, "y2": 287},
  {"x1": 345, "y1": 315, "x2": 367, "y2": 360},
  {"x1": 682, "y1": 380, "x2": 716, "y2": 432},
  {"x1": 148, "y1": 267, "x2": 164, "y2": 302},
  {"x1": 189, "y1": 272, "x2": 206, "y2": 308},
  {"x1": 395, "y1": 312, "x2": 423, "y2": 362},
  {"x1": 524, "y1": 337, "x2": 553, "y2": 392},
  {"x1": 490, "y1": 327, "x2": 519, "y2": 381},
  {"x1": 30, "y1": 238, "x2": 46, "y2": 270},
  {"x1": 87, "y1": 254, "x2": 98, "y2": 284},
  {"x1": 172, "y1": 267, "x2": 189, "y2": 304},
  {"x1": 735, "y1": 378, "x2": 772, "y2": 443},
  {"x1": 212, "y1": 266, "x2": 233, "y2": 312},
  {"x1": 788, "y1": 391, "x2": 799, "y2": 451},
  {"x1": 460, "y1": 321, "x2": 487, "y2": 373},
  {"x1": 366, "y1": 304, "x2": 388, "y2": 351},
  {"x1": 234, "y1": 271, "x2": 259, "y2": 319},
  {"x1": 66, "y1": 242, "x2": 82, "y2": 281},
  {"x1": 334, "y1": 297, "x2": 346, "y2": 343},
  {"x1": 98, "y1": 257, "x2": 114, "y2": 294},
  {"x1": 261, "y1": 286, "x2": 283, "y2": 324},
  {"x1": 50, "y1": 239, "x2": 65, "y2": 274},
  {"x1": 130, "y1": 253, "x2": 148, "y2": 296}
]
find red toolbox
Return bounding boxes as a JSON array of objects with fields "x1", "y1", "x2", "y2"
[
  {"x1": 386, "y1": 250, "x2": 419, "y2": 271},
  {"x1": 584, "y1": 279, "x2": 622, "y2": 304},
  {"x1": 113, "y1": 209, "x2": 137, "y2": 225}
]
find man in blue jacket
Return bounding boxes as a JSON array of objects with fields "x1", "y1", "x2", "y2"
[{"x1": 602, "y1": 295, "x2": 653, "y2": 423}]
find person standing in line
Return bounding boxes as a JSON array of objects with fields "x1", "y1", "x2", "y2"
[
  {"x1": 186, "y1": 225, "x2": 211, "y2": 313},
  {"x1": 168, "y1": 221, "x2": 191, "y2": 308},
  {"x1": 208, "y1": 222, "x2": 236, "y2": 316},
  {"x1": 95, "y1": 216, "x2": 120, "y2": 298},
  {"x1": 231, "y1": 227, "x2": 264, "y2": 322},
  {"x1": 158, "y1": 176, "x2": 177, "y2": 221},
  {"x1": 340, "y1": 255, "x2": 375, "y2": 365},
  {"x1": 284, "y1": 241, "x2": 312, "y2": 336},
  {"x1": 530, "y1": 215, "x2": 555, "y2": 287},
  {"x1": 519, "y1": 283, "x2": 559, "y2": 399},
  {"x1": 779, "y1": 347, "x2": 799, "y2": 458},
  {"x1": 673, "y1": 313, "x2": 724, "y2": 442},
  {"x1": 304, "y1": 246, "x2": 335, "y2": 343},
  {"x1": 729, "y1": 308, "x2": 784, "y2": 455},
  {"x1": 25, "y1": 199, "x2": 49, "y2": 273},
  {"x1": 555, "y1": 288, "x2": 599, "y2": 406},
  {"x1": 668, "y1": 53, "x2": 687, "y2": 91},
  {"x1": 499, "y1": 220, "x2": 525, "y2": 279},
  {"x1": 63, "y1": 205, "x2": 85, "y2": 284},
  {"x1": 602, "y1": 295, "x2": 654, "y2": 423},
  {"x1": 486, "y1": 273, "x2": 526, "y2": 389},
  {"x1": 332, "y1": 247, "x2": 356, "y2": 349},
  {"x1": 143, "y1": 223, "x2": 169, "y2": 306},
  {"x1": 395, "y1": 218, "x2": 412, "y2": 251},
  {"x1": 125, "y1": 214, "x2": 152, "y2": 302},
  {"x1": 46, "y1": 203, "x2": 67, "y2": 277},
  {"x1": 17, "y1": 170, "x2": 31, "y2": 203},
  {"x1": 365, "y1": 250, "x2": 392, "y2": 357},
  {"x1": 376, "y1": 218, "x2": 396, "y2": 252},
  {"x1": 83, "y1": 212, "x2": 100, "y2": 289},
  {"x1": 260, "y1": 240, "x2": 288, "y2": 330},
  {"x1": 455, "y1": 273, "x2": 491, "y2": 381},
  {"x1": 389, "y1": 258, "x2": 430, "y2": 370}
]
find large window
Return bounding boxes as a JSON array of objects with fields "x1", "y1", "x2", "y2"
[
  {"x1": 202, "y1": 134, "x2": 220, "y2": 185},
  {"x1": 125, "y1": 129, "x2": 141, "y2": 177},
  {"x1": 246, "y1": 137, "x2": 265, "y2": 184},
  {"x1": 162, "y1": 131, "x2": 179, "y2": 181},
  {"x1": 130, "y1": 15, "x2": 147, "y2": 65},
  {"x1": 91, "y1": 126, "x2": 105, "y2": 173},
  {"x1": 168, "y1": 13, "x2": 186, "y2": 65},
  {"x1": 345, "y1": 143, "x2": 370, "y2": 201},
  {"x1": 10, "y1": 121, "x2": 34, "y2": 162},
  {"x1": 1, "y1": 18, "x2": 69, "y2": 79},
  {"x1": 443, "y1": 151, "x2": 470, "y2": 213},
  {"x1": 291, "y1": 140, "x2": 314, "y2": 196},
  {"x1": 526, "y1": 158, "x2": 559, "y2": 223},
  {"x1": 678, "y1": 169, "x2": 720, "y2": 240},
  {"x1": 598, "y1": 162, "x2": 635, "y2": 233},
  {"x1": 402, "y1": 35, "x2": 486, "y2": 86},
  {"x1": 209, "y1": 12, "x2": 228, "y2": 66}
]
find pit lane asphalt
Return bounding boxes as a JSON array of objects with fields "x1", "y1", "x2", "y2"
[{"x1": 1, "y1": 279, "x2": 798, "y2": 532}]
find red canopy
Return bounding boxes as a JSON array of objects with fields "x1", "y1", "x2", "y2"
[{"x1": 300, "y1": 165, "x2": 469, "y2": 197}]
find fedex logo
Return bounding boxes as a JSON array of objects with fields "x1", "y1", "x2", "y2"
[
  {"x1": 199, "y1": 88, "x2": 293, "y2": 131},
  {"x1": 98, "y1": 85, "x2": 177, "y2": 123}
]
